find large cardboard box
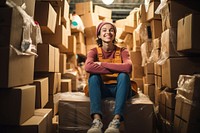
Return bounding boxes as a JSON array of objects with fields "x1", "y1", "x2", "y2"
[
  {"x1": 162, "y1": 57, "x2": 200, "y2": 88},
  {"x1": 34, "y1": 44, "x2": 55, "y2": 72},
  {"x1": 175, "y1": 95, "x2": 200, "y2": 124},
  {"x1": 67, "y1": 35, "x2": 77, "y2": 54},
  {"x1": 59, "y1": 53, "x2": 67, "y2": 74},
  {"x1": 0, "y1": 46, "x2": 35, "y2": 88},
  {"x1": 34, "y1": 1, "x2": 57, "y2": 34},
  {"x1": 177, "y1": 75, "x2": 200, "y2": 101},
  {"x1": 174, "y1": 115, "x2": 200, "y2": 133},
  {"x1": 34, "y1": 72, "x2": 61, "y2": 95},
  {"x1": 160, "y1": 1, "x2": 199, "y2": 30},
  {"x1": 146, "y1": 1, "x2": 161, "y2": 21},
  {"x1": 58, "y1": 92, "x2": 155, "y2": 133},
  {"x1": 0, "y1": 109, "x2": 53, "y2": 133},
  {"x1": 177, "y1": 14, "x2": 200, "y2": 53},
  {"x1": 42, "y1": 25, "x2": 68, "y2": 53},
  {"x1": 81, "y1": 13, "x2": 99, "y2": 28},
  {"x1": 94, "y1": 5, "x2": 112, "y2": 19},
  {"x1": 75, "y1": 1, "x2": 93, "y2": 16},
  {"x1": 0, "y1": 85, "x2": 35, "y2": 125},
  {"x1": 31, "y1": 78, "x2": 49, "y2": 109}
]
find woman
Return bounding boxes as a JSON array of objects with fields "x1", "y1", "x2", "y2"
[{"x1": 85, "y1": 22, "x2": 133, "y2": 133}]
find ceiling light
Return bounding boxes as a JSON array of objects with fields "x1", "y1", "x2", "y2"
[{"x1": 102, "y1": 0, "x2": 114, "y2": 5}]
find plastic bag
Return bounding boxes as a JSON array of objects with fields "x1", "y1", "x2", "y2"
[{"x1": 71, "y1": 14, "x2": 85, "y2": 32}]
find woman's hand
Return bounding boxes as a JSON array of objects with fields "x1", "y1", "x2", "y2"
[{"x1": 94, "y1": 62, "x2": 101, "y2": 66}]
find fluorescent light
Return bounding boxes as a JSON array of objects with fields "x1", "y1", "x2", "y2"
[{"x1": 102, "y1": 0, "x2": 114, "y2": 5}]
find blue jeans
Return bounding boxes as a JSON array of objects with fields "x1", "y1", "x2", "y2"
[{"x1": 88, "y1": 73, "x2": 133, "y2": 121}]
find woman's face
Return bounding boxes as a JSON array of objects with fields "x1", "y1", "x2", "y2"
[{"x1": 98, "y1": 24, "x2": 116, "y2": 44}]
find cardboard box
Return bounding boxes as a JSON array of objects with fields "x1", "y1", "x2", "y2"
[
  {"x1": 0, "y1": 46, "x2": 35, "y2": 88},
  {"x1": 34, "y1": 44, "x2": 55, "y2": 72},
  {"x1": 81, "y1": 13, "x2": 99, "y2": 28},
  {"x1": 177, "y1": 14, "x2": 200, "y2": 53},
  {"x1": 150, "y1": 20, "x2": 162, "y2": 39},
  {"x1": 58, "y1": 92, "x2": 155, "y2": 133},
  {"x1": 177, "y1": 75, "x2": 200, "y2": 101},
  {"x1": 75, "y1": 1, "x2": 93, "y2": 16},
  {"x1": 160, "y1": 1, "x2": 199, "y2": 30},
  {"x1": 59, "y1": 53, "x2": 67, "y2": 74},
  {"x1": 0, "y1": 85, "x2": 35, "y2": 125},
  {"x1": 61, "y1": 79, "x2": 72, "y2": 92},
  {"x1": 160, "y1": 28, "x2": 184, "y2": 58},
  {"x1": 174, "y1": 115, "x2": 200, "y2": 133},
  {"x1": 42, "y1": 25, "x2": 68, "y2": 53},
  {"x1": 94, "y1": 5, "x2": 112, "y2": 19},
  {"x1": 34, "y1": 1, "x2": 57, "y2": 34},
  {"x1": 146, "y1": 1, "x2": 161, "y2": 21},
  {"x1": 175, "y1": 95, "x2": 200, "y2": 124},
  {"x1": 0, "y1": 108, "x2": 53, "y2": 133},
  {"x1": 72, "y1": 31, "x2": 85, "y2": 44},
  {"x1": 34, "y1": 72, "x2": 61, "y2": 95},
  {"x1": 67, "y1": 35, "x2": 77, "y2": 54},
  {"x1": 162, "y1": 57, "x2": 200, "y2": 88},
  {"x1": 32, "y1": 78, "x2": 49, "y2": 108},
  {"x1": 77, "y1": 42, "x2": 86, "y2": 56},
  {"x1": 84, "y1": 26, "x2": 96, "y2": 38}
]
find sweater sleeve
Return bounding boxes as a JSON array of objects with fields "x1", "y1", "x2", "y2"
[
  {"x1": 101, "y1": 48, "x2": 132, "y2": 73},
  {"x1": 84, "y1": 48, "x2": 112, "y2": 74}
]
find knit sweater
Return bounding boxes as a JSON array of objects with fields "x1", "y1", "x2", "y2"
[{"x1": 85, "y1": 46, "x2": 132, "y2": 74}]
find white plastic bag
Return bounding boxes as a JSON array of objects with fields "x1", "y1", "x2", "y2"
[{"x1": 71, "y1": 14, "x2": 85, "y2": 32}]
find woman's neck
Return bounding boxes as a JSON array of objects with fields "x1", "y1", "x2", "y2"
[{"x1": 102, "y1": 43, "x2": 115, "y2": 52}]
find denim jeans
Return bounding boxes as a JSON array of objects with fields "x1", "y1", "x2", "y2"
[{"x1": 88, "y1": 73, "x2": 133, "y2": 121}]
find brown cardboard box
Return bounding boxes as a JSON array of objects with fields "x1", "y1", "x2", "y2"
[
  {"x1": 34, "y1": 72, "x2": 61, "y2": 94},
  {"x1": 0, "y1": 46, "x2": 35, "y2": 88},
  {"x1": 174, "y1": 115, "x2": 200, "y2": 133},
  {"x1": 0, "y1": 85, "x2": 35, "y2": 125},
  {"x1": 72, "y1": 31, "x2": 85, "y2": 44},
  {"x1": 132, "y1": 64, "x2": 144, "y2": 79},
  {"x1": 175, "y1": 95, "x2": 200, "y2": 124},
  {"x1": 177, "y1": 75, "x2": 200, "y2": 101},
  {"x1": 42, "y1": 25, "x2": 68, "y2": 53},
  {"x1": 77, "y1": 42, "x2": 86, "y2": 56},
  {"x1": 177, "y1": 14, "x2": 200, "y2": 53},
  {"x1": 81, "y1": 13, "x2": 99, "y2": 28},
  {"x1": 59, "y1": 53, "x2": 67, "y2": 74},
  {"x1": 160, "y1": 1, "x2": 199, "y2": 30},
  {"x1": 61, "y1": 0, "x2": 69, "y2": 23},
  {"x1": 162, "y1": 57, "x2": 200, "y2": 88},
  {"x1": 84, "y1": 26, "x2": 96, "y2": 37},
  {"x1": 0, "y1": 109, "x2": 53, "y2": 133},
  {"x1": 54, "y1": 47, "x2": 60, "y2": 73},
  {"x1": 150, "y1": 20, "x2": 162, "y2": 39},
  {"x1": 159, "y1": 103, "x2": 174, "y2": 123},
  {"x1": 45, "y1": 93, "x2": 60, "y2": 116},
  {"x1": 34, "y1": 44, "x2": 55, "y2": 72},
  {"x1": 67, "y1": 35, "x2": 77, "y2": 54},
  {"x1": 58, "y1": 92, "x2": 155, "y2": 133},
  {"x1": 146, "y1": 1, "x2": 161, "y2": 21},
  {"x1": 137, "y1": 4, "x2": 146, "y2": 24},
  {"x1": 160, "y1": 28, "x2": 184, "y2": 58},
  {"x1": 34, "y1": 1, "x2": 57, "y2": 34},
  {"x1": 61, "y1": 79, "x2": 72, "y2": 92},
  {"x1": 75, "y1": 1, "x2": 93, "y2": 16},
  {"x1": 32, "y1": 78, "x2": 49, "y2": 109},
  {"x1": 94, "y1": 5, "x2": 112, "y2": 19}
]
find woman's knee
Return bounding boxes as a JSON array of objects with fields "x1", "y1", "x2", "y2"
[
  {"x1": 89, "y1": 74, "x2": 101, "y2": 83},
  {"x1": 117, "y1": 73, "x2": 130, "y2": 80}
]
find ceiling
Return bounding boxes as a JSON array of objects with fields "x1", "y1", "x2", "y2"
[{"x1": 69, "y1": 0, "x2": 144, "y2": 22}]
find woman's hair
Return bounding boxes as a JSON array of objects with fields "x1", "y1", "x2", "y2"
[{"x1": 96, "y1": 22, "x2": 117, "y2": 47}]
